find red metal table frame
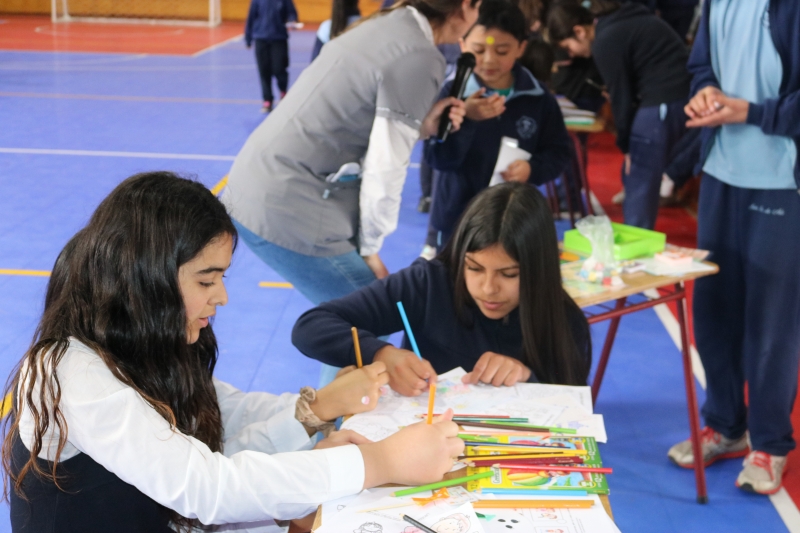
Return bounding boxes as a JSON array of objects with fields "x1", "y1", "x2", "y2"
[{"x1": 580, "y1": 282, "x2": 709, "y2": 504}]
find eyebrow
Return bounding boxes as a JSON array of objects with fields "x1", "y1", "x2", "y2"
[
  {"x1": 465, "y1": 255, "x2": 519, "y2": 271},
  {"x1": 195, "y1": 264, "x2": 230, "y2": 275}
]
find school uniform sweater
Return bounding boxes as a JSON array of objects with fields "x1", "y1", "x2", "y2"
[
  {"x1": 426, "y1": 64, "x2": 572, "y2": 238},
  {"x1": 689, "y1": 0, "x2": 800, "y2": 190},
  {"x1": 592, "y1": 2, "x2": 691, "y2": 153},
  {"x1": 245, "y1": 0, "x2": 298, "y2": 45},
  {"x1": 292, "y1": 258, "x2": 591, "y2": 381},
  {"x1": 11, "y1": 339, "x2": 364, "y2": 532}
]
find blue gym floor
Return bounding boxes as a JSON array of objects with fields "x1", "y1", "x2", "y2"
[{"x1": 0, "y1": 29, "x2": 791, "y2": 532}]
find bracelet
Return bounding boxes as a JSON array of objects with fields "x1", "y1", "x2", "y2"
[{"x1": 295, "y1": 386, "x2": 336, "y2": 437}]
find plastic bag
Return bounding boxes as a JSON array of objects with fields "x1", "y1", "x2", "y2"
[{"x1": 575, "y1": 216, "x2": 623, "y2": 286}]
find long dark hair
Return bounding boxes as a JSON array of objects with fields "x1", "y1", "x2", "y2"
[
  {"x1": 2, "y1": 172, "x2": 237, "y2": 531},
  {"x1": 330, "y1": 0, "x2": 360, "y2": 38},
  {"x1": 354, "y1": 0, "x2": 480, "y2": 32},
  {"x1": 439, "y1": 183, "x2": 590, "y2": 385}
]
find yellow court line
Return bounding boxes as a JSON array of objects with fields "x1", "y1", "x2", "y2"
[
  {"x1": 0, "y1": 269, "x2": 50, "y2": 277},
  {"x1": 258, "y1": 282, "x2": 294, "y2": 289},
  {"x1": 1, "y1": 392, "x2": 12, "y2": 418},
  {"x1": 211, "y1": 175, "x2": 228, "y2": 196}
]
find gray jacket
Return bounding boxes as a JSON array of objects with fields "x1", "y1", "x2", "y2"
[{"x1": 224, "y1": 7, "x2": 445, "y2": 256}]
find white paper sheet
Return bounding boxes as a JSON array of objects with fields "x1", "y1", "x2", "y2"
[
  {"x1": 341, "y1": 368, "x2": 606, "y2": 443},
  {"x1": 477, "y1": 495, "x2": 620, "y2": 533},
  {"x1": 489, "y1": 137, "x2": 531, "y2": 186}
]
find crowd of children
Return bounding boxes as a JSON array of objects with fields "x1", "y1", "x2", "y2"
[{"x1": 4, "y1": 0, "x2": 800, "y2": 530}]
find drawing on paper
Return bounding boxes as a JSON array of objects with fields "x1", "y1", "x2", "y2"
[{"x1": 353, "y1": 522, "x2": 383, "y2": 533}]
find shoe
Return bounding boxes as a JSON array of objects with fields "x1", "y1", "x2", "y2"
[
  {"x1": 667, "y1": 427, "x2": 749, "y2": 468},
  {"x1": 660, "y1": 173, "x2": 675, "y2": 198},
  {"x1": 736, "y1": 451, "x2": 787, "y2": 495},
  {"x1": 420, "y1": 245, "x2": 437, "y2": 260},
  {"x1": 261, "y1": 101, "x2": 272, "y2": 113},
  {"x1": 417, "y1": 196, "x2": 432, "y2": 213},
  {"x1": 280, "y1": 91, "x2": 287, "y2": 101},
  {"x1": 612, "y1": 189, "x2": 625, "y2": 204}
]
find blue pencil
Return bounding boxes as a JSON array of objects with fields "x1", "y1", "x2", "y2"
[
  {"x1": 480, "y1": 489, "x2": 589, "y2": 497},
  {"x1": 396, "y1": 301, "x2": 422, "y2": 359}
]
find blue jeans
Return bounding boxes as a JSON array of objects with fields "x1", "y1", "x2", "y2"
[
  {"x1": 623, "y1": 100, "x2": 687, "y2": 229},
  {"x1": 234, "y1": 220, "x2": 378, "y2": 387}
]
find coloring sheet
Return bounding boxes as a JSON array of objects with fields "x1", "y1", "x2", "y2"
[
  {"x1": 342, "y1": 368, "x2": 606, "y2": 443},
  {"x1": 316, "y1": 488, "x2": 485, "y2": 533},
  {"x1": 477, "y1": 496, "x2": 620, "y2": 533}
]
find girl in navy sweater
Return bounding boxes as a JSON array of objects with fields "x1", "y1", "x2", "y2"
[{"x1": 293, "y1": 183, "x2": 591, "y2": 397}]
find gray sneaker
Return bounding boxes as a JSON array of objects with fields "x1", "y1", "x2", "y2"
[
  {"x1": 736, "y1": 451, "x2": 787, "y2": 495},
  {"x1": 668, "y1": 427, "x2": 749, "y2": 468}
]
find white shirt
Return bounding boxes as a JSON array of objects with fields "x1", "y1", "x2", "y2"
[{"x1": 17, "y1": 339, "x2": 365, "y2": 528}]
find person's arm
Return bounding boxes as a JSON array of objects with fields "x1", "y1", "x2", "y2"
[
  {"x1": 526, "y1": 95, "x2": 573, "y2": 186},
  {"x1": 746, "y1": 92, "x2": 800, "y2": 138},
  {"x1": 686, "y1": 0, "x2": 717, "y2": 97},
  {"x1": 245, "y1": 0, "x2": 258, "y2": 47},
  {"x1": 592, "y1": 35, "x2": 636, "y2": 154},
  {"x1": 284, "y1": 0, "x2": 298, "y2": 24},
  {"x1": 55, "y1": 349, "x2": 364, "y2": 524}
]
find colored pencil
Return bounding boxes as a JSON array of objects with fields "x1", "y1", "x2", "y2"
[
  {"x1": 458, "y1": 421, "x2": 576, "y2": 433},
  {"x1": 463, "y1": 441, "x2": 587, "y2": 451},
  {"x1": 454, "y1": 417, "x2": 530, "y2": 423},
  {"x1": 351, "y1": 326, "x2": 363, "y2": 368},
  {"x1": 401, "y1": 515, "x2": 437, "y2": 533},
  {"x1": 392, "y1": 471, "x2": 493, "y2": 497},
  {"x1": 480, "y1": 488, "x2": 588, "y2": 497},
  {"x1": 473, "y1": 499, "x2": 594, "y2": 509},
  {"x1": 426, "y1": 382, "x2": 436, "y2": 424},
  {"x1": 396, "y1": 301, "x2": 422, "y2": 359},
  {"x1": 493, "y1": 463, "x2": 613, "y2": 474},
  {"x1": 465, "y1": 453, "x2": 585, "y2": 461},
  {"x1": 468, "y1": 457, "x2": 584, "y2": 467},
  {"x1": 427, "y1": 414, "x2": 513, "y2": 418}
]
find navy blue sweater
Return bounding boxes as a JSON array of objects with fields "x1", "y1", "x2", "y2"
[
  {"x1": 245, "y1": 0, "x2": 298, "y2": 45},
  {"x1": 426, "y1": 64, "x2": 571, "y2": 238},
  {"x1": 292, "y1": 259, "x2": 591, "y2": 383},
  {"x1": 689, "y1": 0, "x2": 800, "y2": 190}
]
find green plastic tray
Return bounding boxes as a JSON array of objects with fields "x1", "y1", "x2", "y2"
[{"x1": 563, "y1": 222, "x2": 666, "y2": 260}]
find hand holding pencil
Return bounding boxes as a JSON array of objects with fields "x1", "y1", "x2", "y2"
[{"x1": 313, "y1": 361, "x2": 388, "y2": 419}]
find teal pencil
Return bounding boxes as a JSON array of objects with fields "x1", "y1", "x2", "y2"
[{"x1": 396, "y1": 301, "x2": 423, "y2": 359}]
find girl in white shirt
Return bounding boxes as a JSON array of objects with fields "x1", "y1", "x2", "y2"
[{"x1": 3, "y1": 172, "x2": 463, "y2": 533}]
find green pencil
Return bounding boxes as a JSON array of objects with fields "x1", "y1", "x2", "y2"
[{"x1": 392, "y1": 471, "x2": 493, "y2": 497}]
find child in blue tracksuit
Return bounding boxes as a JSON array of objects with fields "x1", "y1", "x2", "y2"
[
  {"x1": 425, "y1": 0, "x2": 571, "y2": 250},
  {"x1": 667, "y1": 0, "x2": 800, "y2": 496},
  {"x1": 245, "y1": 0, "x2": 298, "y2": 113}
]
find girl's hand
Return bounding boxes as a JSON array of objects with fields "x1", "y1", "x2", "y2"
[
  {"x1": 501, "y1": 160, "x2": 531, "y2": 183},
  {"x1": 374, "y1": 345, "x2": 437, "y2": 396},
  {"x1": 314, "y1": 429, "x2": 372, "y2": 450},
  {"x1": 421, "y1": 97, "x2": 467, "y2": 139},
  {"x1": 312, "y1": 362, "x2": 389, "y2": 420},
  {"x1": 686, "y1": 93, "x2": 749, "y2": 128},
  {"x1": 465, "y1": 88, "x2": 506, "y2": 121},
  {"x1": 462, "y1": 351, "x2": 532, "y2": 386},
  {"x1": 359, "y1": 409, "x2": 463, "y2": 488}
]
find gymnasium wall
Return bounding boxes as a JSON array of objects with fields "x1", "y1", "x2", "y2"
[{"x1": 0, "y1": 0, "x2": 382, "y2": 23}]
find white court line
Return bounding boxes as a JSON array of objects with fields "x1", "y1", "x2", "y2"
[
  {"x1": 192, "y1": 33, "x2": 244, "y2": 57},
  {"x1": 0, "y1": 148, "x2": 234, "y2": 161},
  {"x1": 771, "y1": 489, "x2": 800, "y2": 533}
]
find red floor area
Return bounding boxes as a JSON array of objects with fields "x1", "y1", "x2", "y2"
[
  {"x1": 586, "y1": 130, "x2": 800, "y2": 508},
  {"x1": 0, "y1": 15, "x2": 244, "y2": 55}
]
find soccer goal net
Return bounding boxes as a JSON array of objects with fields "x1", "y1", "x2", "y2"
[{"x1": 51, "y1": 0, "x2": 222, "y2": 26}]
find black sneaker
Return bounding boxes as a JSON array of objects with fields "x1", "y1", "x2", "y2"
[{"x1": 417, "y1": 196, "x2": 432, "y2": 213}]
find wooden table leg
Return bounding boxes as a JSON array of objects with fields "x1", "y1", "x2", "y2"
[
  {"x1": 590, "y1": 297, "x2": 627, "y2": 404},
  {"x1": 674, "y1": 283, "x2": 709, "y2": 503}
]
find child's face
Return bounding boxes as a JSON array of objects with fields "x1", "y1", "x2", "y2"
[
  {"x1": 178, "y1": 233, "x2": 233, "y2": 344},
  {"x1": 558, "y1": 25, "x2": 593, "y2": 58},
  {"x1": 460, "y1": 25, "x2": 524, "y2": 88},
  {"x1": 464, "y1": 244, "x2": 520, "y2": 320}
]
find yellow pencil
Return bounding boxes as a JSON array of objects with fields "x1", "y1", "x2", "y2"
[
  {"x1": 426, "y1": 383, "x2": 436, "y2": 424},
  {"x1": 468, "y1": 447, "x2": 588, "y2": 455},
  {"x1": 351, "y1": 326, "x2": 363, "y2": 368},
  {"x1": 473, "y1": 499, "x2": 594, "y2": 509}
]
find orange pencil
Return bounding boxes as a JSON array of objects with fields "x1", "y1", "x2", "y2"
[
  {"x1": 351, "y1": 326, "x2": 363, "y2": 368},
  {"x1": 473, "y1": 499, "x2": 594, "y2": 509},
  {"x1": 426, "y1": 383, "x2": 436, "y2": 424}
]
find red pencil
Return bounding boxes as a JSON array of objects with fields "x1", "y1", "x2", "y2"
[
  {"x1": 494, "y1": 463, "x2": 613, "y2": 474},
  {"x1": 419, "y1": 414, "x2": 512, "y2": 419}
]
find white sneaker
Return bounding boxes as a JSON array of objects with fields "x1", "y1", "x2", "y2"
[
  {"x1": 420, "y1": 245, "x2": 437, "y2": 261},
  {"x1": 612, "y1": 189, "x2": 625, "y2": 204},
  {"x1": 667, "y1": 427, "x2": 749, "y2": 468},
  {"x1": 736, "y1": 451, "x2": 787, "y2": 495},
  {"x1": 660, "y1": 173, "x2": 675, "y2": 198}
]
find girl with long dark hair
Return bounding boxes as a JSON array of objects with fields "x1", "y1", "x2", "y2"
[
  {"x1": 2, "y1": 172, "x2": 463, "y2": 532},
  {"x1": 292, "y1": 183, "x2": 590, "y2": 397}
]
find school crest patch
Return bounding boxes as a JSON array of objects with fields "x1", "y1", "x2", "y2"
[{"x1": 516, "y1": 116, "x2": 537, "y2": 139}]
